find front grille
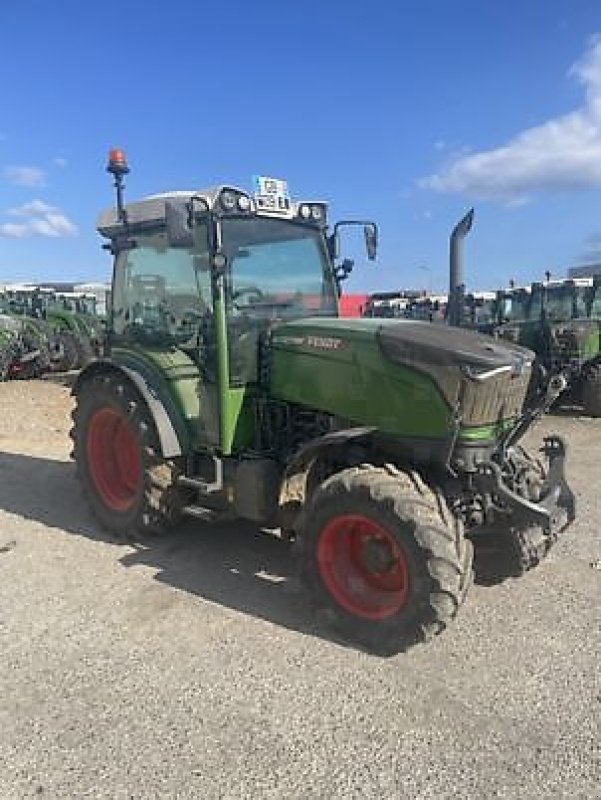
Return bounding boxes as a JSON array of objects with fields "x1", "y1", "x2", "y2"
[{"x1": 460, "y1": 367, "x2": 531, "y2": 426}]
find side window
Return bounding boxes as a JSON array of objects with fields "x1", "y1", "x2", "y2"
[
  {"x1": 574, "y1": 290, "x2": 588, "y2": 318},
  {"x1": 112, "y1": 227, "x2": 211, "y2": 343}
]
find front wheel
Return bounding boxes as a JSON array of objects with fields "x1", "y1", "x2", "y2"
[
  {"x1": 71, "y1": 372, "x2": 186, "y2": 538},
  {"x1": 298, "y1": 464, "x2": 472, "y2": 655}
]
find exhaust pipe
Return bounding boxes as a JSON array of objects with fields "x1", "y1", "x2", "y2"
[{"x1": 448, "y1": 208, "x2": 474, "y2": 327}]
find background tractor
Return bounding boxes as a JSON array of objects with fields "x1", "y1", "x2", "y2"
[
  {"x1": 0, "y1": 317, "x2": 23, "y2": 380},
  {"x1": 0, "y1": 309, "x2": 49, "y2": 380},
  {"x1": 71, "y1": 151, "x2": 575, "y2": 654},
  {"x1": 1, "y1": 286, "x2": 97, "y2": 371},
  {"x1": 491, "y1": 278, "x2": 601, "y2": 415},
  {"x1": 445, "y1": 210, "x2": 601, "y2": 416},
  {"x1": 53, "y1": 291, "x2": 105, "y2": 356}
]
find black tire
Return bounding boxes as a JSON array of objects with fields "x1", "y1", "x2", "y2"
[
  {"x1": 73, "y1": 335, "x2": 95, "y2": 369},
  {"x1": 70, "y1": 372, "x2": 186, "y2": 539},
  {"x1": 0, "y1": 345, "x2": 12, "y2": 380},
  {"x1": 582, "y1": 362, "x2": 601, "y2": 417},
  {"x1": 298, "y1": 464, "x2": 473, "y2": 655},
  {"x1": 53, "y1": 331, "x2": 80, "y2": 371}
]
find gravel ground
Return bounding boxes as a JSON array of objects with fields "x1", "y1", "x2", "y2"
[{"x1": 0, "y1": 379, "x2": 599, "y2": 799}]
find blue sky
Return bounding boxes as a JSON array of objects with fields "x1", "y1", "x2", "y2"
[{"x1": 2, "y1": 0, "x2": 601, "y2": 293}]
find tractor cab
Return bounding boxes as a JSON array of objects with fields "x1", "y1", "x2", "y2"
[
  {"x1": 55, "y1": 291, "x2": 98, "y2": 317},
  {"x1": 97, "y1": 151, "x2": 377, "y2": 452}
]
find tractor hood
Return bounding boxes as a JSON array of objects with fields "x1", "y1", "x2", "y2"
[
  {"x1": 268, "y1": 318, "x2": 535, "y2": 438},
  {"x1": 376, "y1": 319, "x2": 533, "y2": 376},
  {"x1": 271, "y1": 317, "x2": 533, "y2": 377}
]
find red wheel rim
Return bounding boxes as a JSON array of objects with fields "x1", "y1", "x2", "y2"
[
  {"x1": 86, "y1": 407, "x2": 142, "y2": 512},
  {"x1": 317, "y1": 514, "x2": 410, "y2": 620}
]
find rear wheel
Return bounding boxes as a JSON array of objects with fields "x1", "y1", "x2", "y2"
[
  {"x1": 71, "y1": 372, "x2": 185, "y2": 538},
  {"x1": 583, "y1": 362, "x2": 601, "y2": 417},
  {"x1": 298, "y1": 464, "x2": 472, "y2": 654}
]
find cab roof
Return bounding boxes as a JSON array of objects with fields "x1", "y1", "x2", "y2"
[{"x1": 97, "y1": 185, "x2": 326, "y2": 238}]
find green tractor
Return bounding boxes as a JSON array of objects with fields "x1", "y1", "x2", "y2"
[
  {"x1": 0, "y1": 317, "x2": 23, "y2": 380},
  {"x1": 495, "y1": 278, "x2": 601, "y2": 416},
  {"x1": 0, "y1": 313, "x2": 50, "y2": 380},
  {"x1": 2, "y1": 286, "x2": 95, "y2": 371},
  {"x1": 53, "y1": 291, "x2": 105, "y2": 357},
  {"x1": 71, "y1": 151, "x2": 575, "y2": 654}
]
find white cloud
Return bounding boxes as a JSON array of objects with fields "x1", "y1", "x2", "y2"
[
  {"x1": 0, "y1": 199, "x2": 77, "y2": 238},
  {"x1": 419, "y1": 35, "x2": 601, "y2": 202},
  {"x1": 0, "y1": 222, "x2": 28, "y2": 238},
  {"x1": 4, "y1": 165, "x2": 46, "y2": 187},
  {"x1": 53, "y1": 157, "x2": 67, "y2": 168},
  {"x1": 9, "y1": 199, "x2": 55, "y2": 217}
]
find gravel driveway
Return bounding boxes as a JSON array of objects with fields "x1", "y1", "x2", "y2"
[{"x1": 0, "y1": 380, "x2": 599, "y2": 799}]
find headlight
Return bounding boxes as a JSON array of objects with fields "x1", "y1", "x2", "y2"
[
  {"x1": 299, "y1": 204, "x2": 311, "y2": 219},
  {"x1": 238, "y1": 195, "x2": 251, "y2": 211},
  {"x1": 311, "y1": 204, "x2": 323, "y2": 221}
]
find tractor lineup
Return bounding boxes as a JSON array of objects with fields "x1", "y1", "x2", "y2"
[
  {"x1": 0, "y1": 285, "x2": 105, "y2": 379},
  {"x1": 57, "y1": 150, "x2": 579, "y2": 656},
  {"x1": 362, "y1": 210, "x2": 601, "y2": 418}
]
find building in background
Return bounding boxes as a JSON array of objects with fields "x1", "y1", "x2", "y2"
[{"x1": 568, "y1": 263, "x2": 601, "y2": 278}]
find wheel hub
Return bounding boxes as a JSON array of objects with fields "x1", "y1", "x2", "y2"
[
  {"x1": 361, "y1": 537, "x2": 397, "y2": 574},
  {"x1": 86, "y1": 406, "x2": 142, "y2": 512},
  {"x1": 317, "y1": 513, "x2": 410, "y2": 620}
]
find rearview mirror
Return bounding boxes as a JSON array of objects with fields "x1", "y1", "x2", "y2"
[
  {"x1": 165, "y1": 199, "x2": 194, "y2": 247},
  {"x1": 364, "y1": 223, "x2": 378, "y2": 261},
  {"x1": 331, "y1": 219, "x2": 378, "y2": 263}
]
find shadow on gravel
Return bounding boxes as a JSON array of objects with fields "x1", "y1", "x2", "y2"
[
  {"x1": 471, "y1": 543, "x2": 520, "y2": 587},
  {"x1": 0, "y1": 451, "x2": 344, "y2": 649},
  {"x1": 0, "y1": 451, "x2": 527, "y2": 646}
]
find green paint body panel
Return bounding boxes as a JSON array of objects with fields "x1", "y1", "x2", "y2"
[
  {"x1": 269, "y1": 318, "x2": 453, "y2": 439},
  {"x1": 46, "y1": 309, "x2": 80, "y2": 334},
  {"x1": 111, "y1": 345, "x2": 219, "y2": 451},
  {"x1": 224, "y1": 387, "x2": 255, "y2": 454},
  {"x1": 112, "y1": 315, "x2": 529, "y2": 457},
  {"x1": 113, "y1": 316, "x2": 527, "y2": 456},
  {"x1": 582, "y1": 324, "x2": 601, "y2": 360},
  {"x1": 457, "y1": 419, "x2": 514, "y2": 442},
  {"x1": 111, "y1": 345, "x2": 255, "y2": 455}
]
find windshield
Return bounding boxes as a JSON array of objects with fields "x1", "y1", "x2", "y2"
[
  {"x1": 545, "y1": 286, "x2": 575, "y2": 321},
  {"x1": 58, "y1": 296, "x2": 96, "y2": 315},
  {"x1": 590, "y1": 286, "x2": 601, "y2": 319},
  {"x1": 223, "y1": 218, "x2": 337, "y2": 318},
  {"x1": 500, "y1": 291, "x2": 530, "y2": 322},
  {"x1": 572, "y1": 286, "x2": 589, "y2": 319},
  {"x1": 468, "y1": 297, "x2": 496, "y2": 325},
  {"x1": 222, "y1": 218, "x2": 337, "y2": 385}
]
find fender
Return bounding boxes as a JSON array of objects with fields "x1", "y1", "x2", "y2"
[
  {"x1": 73, "y1": 360, "x2": 185, "y2": 458},
  {"x1": 283, "y1": 426, "x2": 376, "y2": 483}
]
